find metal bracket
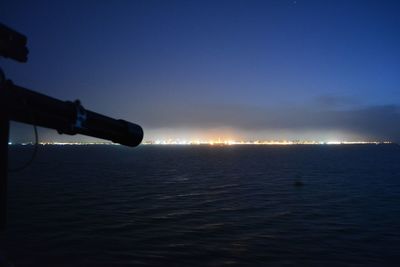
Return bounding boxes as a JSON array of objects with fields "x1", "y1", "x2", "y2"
[{"x1": 74, "y1": 100, "x2": 87, "y2": 130}]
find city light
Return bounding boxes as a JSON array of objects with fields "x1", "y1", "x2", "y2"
[
  {"x1": 7, "y1": 140, "x2": 394, "y2": 146},
  {"x1": 141, "y1": 139, "x2": 392, "y2": 146}
]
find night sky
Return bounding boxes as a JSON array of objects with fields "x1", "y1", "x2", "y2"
[{"x1": 2, "y1": 0, "x2": 400, "y2": 143}]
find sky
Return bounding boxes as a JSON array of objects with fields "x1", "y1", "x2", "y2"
[{"x1": 2, "y1": 0, "x2": 400, "y2": 143}]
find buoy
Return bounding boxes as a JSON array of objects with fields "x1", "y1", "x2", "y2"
[{"x1": 294, "y1": 180, "x2": 304, "y2": 187}]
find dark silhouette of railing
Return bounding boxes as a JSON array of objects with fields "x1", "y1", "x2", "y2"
[{"x1": 0, "y1": 23, "x2": 143, "y2": 231}]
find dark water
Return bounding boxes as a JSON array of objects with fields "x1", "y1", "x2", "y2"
[{"x1": 2, "y1": 145, "x2": 400, "y2": 266}]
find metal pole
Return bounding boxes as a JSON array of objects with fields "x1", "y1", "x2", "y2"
[
  {"x1": 0, "y1": 114, "x2": 9, "y2": 231},
  {"x1": 0, "y1": 68, "x2": 9, "y2": 231}
]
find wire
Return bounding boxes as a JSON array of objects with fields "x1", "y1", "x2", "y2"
[{"x1": 8, "y1": 122, "x2": 39, "y2": 173}]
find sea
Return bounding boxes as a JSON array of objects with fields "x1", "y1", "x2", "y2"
[{"x1": 2, "y1": 144, "x2": 400, "y2": 266}]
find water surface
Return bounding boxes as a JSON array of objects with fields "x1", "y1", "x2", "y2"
[{"x1": 2, "y1": 145, "x2": 400, "y2": 266}]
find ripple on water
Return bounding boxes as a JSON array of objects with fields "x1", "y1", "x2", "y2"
[{"x1": 5, "y1": 145, "x2": 400, "y2": 266}]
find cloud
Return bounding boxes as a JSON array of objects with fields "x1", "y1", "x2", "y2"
[
  {"x1": 314, "y1": 95, "x2": 359, "y2": 108},
  {"x1": 139, "y1": 102, "x2": 400, "y2": 141},
  {"x1": 9, "y1": 97, "x2": 400, "y2": 143}
]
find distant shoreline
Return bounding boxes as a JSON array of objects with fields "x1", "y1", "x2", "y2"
[{"x1": 8, "y1": 142, "x2": 397, "y2": 146}]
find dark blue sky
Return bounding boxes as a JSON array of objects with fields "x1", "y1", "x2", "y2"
[{"x1": 2, "y1": 0, "x2": 400, "y2": 142}]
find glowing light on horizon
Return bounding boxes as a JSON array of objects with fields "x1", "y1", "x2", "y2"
[
  {"x1": 7, "y1": 140, "x2": 394, "y2": 146},
  {"x1": 141, "y1": 139, "x2": 393, "y2": 146}
]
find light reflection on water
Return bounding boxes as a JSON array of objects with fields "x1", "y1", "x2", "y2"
[{"x1": 3, "y1": 145, "x2": 400, "y2": 266}]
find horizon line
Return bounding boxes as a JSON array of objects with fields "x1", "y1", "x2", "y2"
[{"x1": 8, "y1": 140, "x2": 397, "y2": 146}]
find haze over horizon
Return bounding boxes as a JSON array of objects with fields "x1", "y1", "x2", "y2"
[{"x1": 2, "y1": 0, "x2": 400, "y2": 143}]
